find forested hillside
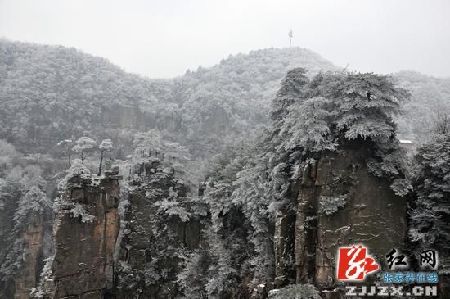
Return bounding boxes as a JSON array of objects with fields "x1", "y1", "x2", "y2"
[
  {"x1": 395, "y1": 70, "x2": 450, "y2": 141},
  {"x1": 0, "y1": 41, "x2": 339, "y2": 297},
  {"x1": 0, "y1": 39, "x2": 449, "y2": 298},
  {"x1": 172, "y1": 48, "x2": 339, "y2": 157},
  {"x1": 0, "y1": 40, "x2": 337, "y2": 160},
  {"x1": 1, "y1": 39, "x2": 448, "y2": 160},
  {"x1": 0, "y1": 39, "x2": 173, "y2": 154}
]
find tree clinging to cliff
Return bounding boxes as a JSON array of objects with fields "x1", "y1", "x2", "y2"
[
  {"x1": 72, "y1": 137, "x2": 97, "y2": 162},
  {"x1": 410, "y1": 121, "x2": 450, "y2": 262},
  {"x1": 274, "y1": 70, "x2": 409, "y2": 156}
]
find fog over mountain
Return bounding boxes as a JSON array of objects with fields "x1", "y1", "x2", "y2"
[{"x1": 1, "y1": 0, "x2": 450, "y2": 78}]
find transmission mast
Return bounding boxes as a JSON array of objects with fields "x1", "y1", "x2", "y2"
[{"x1": 288, "y1": 29, "x2": 293, "y2": 47}]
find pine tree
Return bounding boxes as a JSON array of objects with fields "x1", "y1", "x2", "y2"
[
  {"x1": 410, "y1": 127, "x2": 450, "y2": 263},
  {"x1": 72, "y1": 137, "x2": 97, "y2": 162}
]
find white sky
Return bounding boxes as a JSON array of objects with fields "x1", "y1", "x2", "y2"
[{"x1": 1, "y1": 0, "x2": 449, "y2": 78}]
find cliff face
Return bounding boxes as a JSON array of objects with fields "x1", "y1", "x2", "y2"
[
  {"x1": 115, "y1": 158, "x2": 207, "y2": 298},
  {"x1": 14, "y1": 214, "x2": 46, "y2": 299},
  {"x1": 275, "y1": 143, "x2": 408, "y2": 295},
  {"x1": 50, "y1": 172, "x2": 121, "y2": 298},
  {"x1": 36, "y1": 146, "x2": 408, "y2": 299},
  {"x1": 0, "y1": 212, "x2": 46, "y2": 299},
  {"x1": 0, "y1": 190, "x2": 50, "y2": 299},
  {"x1": 313, "y1": 148, "x2": 407, "y2": 289}
]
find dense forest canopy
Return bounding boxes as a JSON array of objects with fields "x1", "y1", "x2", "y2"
[
  {"x1": 0, "y1": 40, "x2": 338, "y2": 160},
  {"x1": 2, "y1": 39, "x2": 447, "y2": 161},
  {"x1": 410, "y1": 122, "x2": 450, "y2": 264}
]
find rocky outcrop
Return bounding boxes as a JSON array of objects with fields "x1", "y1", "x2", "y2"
[
  {"x1": 275, "y1": 143, "x2": 408, "y2": 295},
  {"x1": 38, "y1": 144, "x2": 408, "y2": 299},
  {"x1": 28, "y1": 142, "x2": 409, "y2": 299},
  {"x1": 50, "y1": 171, "x2": 121, "y2": 298},
  {"x1": 0, "y1": 216, "x2": 46, "y2": 299},
  {"x1": 115, "y1": 157, "x2": 207, "y2": 298},
  {"x1": 0, "y1": 191, "x2": 51, "y2": 299},
  {"x1": 14, "y1": 214, "x2": 46, "y2": 299},
  {"x1": 274, "y1": 210, "x2": 296, "y2": 288},
  {"x1": 34, "y1": 157, "x2": 208, "y2": 299}
]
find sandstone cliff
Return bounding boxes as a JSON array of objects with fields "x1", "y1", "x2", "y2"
[
  {"x1": 275, "y1": 143, "x2": 408, "y2": 297},
  {"x1": 49, "y1": 171, "x2": 121, "y2": 298},
  {"x1": 115, "y1": 157, "x2": 207, "y2": 298}
]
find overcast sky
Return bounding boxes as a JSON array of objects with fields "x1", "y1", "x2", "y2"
[{"x1": 1, "y1": 0, "x2": 449, "y2": 78}]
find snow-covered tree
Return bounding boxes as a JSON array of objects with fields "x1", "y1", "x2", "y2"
[
  {"x1": 271, "y1": 68, "x2": 309, "y2": 128},
  {"x1": 177, "y1": 251, "x2": 210, "y2": 298},
  {"x1": 0, "y1": 139, "x2": 17, "y2": 170},
  {"x1": 13, "y1": 185, "x2": 50, "y2": 231},
  {"x1": 56, "y1": 139, "x2": 73, "y2": 166},
  {"x1": 280, "y1": 96, "x2": 337, "y2": 153},
  {"x1": 72, "y1": 136, "x2": 97, "y2": 162},
  {"x1": 132, "y1": 130, "x2": 162, "y2": 160},
  {"x1": 275, "y1": 71, "x2": 408, "y2": 155},
  {"x1": 409, "y1": 126, "x2": 450, "y2": 265},
  {"x1": 271, "y1": 71, "x2": 410, "y2": 194},
  {"x1": 0, "y1": 159, "x2": 50, "y2": 281}
]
